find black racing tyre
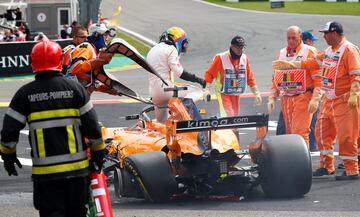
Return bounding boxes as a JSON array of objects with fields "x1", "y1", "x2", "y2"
[
  {"x1": 124, "y1": 151, "x2": 178, "y2": 202},
  {"x1": 259, "y1": 134, "x2": 312, "y2": 198},
  {"x1": 113, "y1": 166, "x2": 142, "y2": 199}
]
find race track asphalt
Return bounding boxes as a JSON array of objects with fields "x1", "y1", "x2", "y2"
[{"x1": 1, "y1": 0, "x2": 360, "y2": 216}]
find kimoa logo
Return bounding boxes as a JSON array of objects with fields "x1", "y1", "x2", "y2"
[{"x1": 187, "y1": 117, "x2": 249, "y2": 128}]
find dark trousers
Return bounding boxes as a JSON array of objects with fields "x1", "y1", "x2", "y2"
[{"x1": 33, "y1": 176, "x2": 89, "y2": 217}]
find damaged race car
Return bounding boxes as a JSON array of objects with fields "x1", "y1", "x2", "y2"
[
  {"x1": 97, "y1": 38, "x2": 312, "y2": 202},
  {"x1": 101, "y1": 87, "x2": 312, "y2": 202}
]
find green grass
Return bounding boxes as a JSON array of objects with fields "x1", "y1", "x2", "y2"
[
  {"x1": 116, "y1": 31, "x2": 151, "y2": 55},
  {"x1": 206, "y1": 0, "x2": 360, "y2": 16}
]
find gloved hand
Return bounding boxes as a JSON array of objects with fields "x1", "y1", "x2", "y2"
[
  {"x1": 90, "y1": 150, "x2": 105, "y2": 172},
  {"x1": 255, "y1": 94, "x2": 262, "y2": 106},
  {"x1": 348, "y1": 81, "x2": 360, "y2": 109},
  {"x1": 308, "y1": 87, "x2": 323, "y2": 113},
  {"x1": 180, "y1": 70, "x2": 206, "y2": 88},
  {"x1": 1, "y1": 153, "x2": 22, "y2": 176},
  {"x1": 249, "y1": 85, "x2": 262, "y2": 106},
  {"x1": 272, "y1": 60, "x2": 301, "y2": 70},
  {"x1": 94, "y1": 82, "x2": 120, "y2": 96},
  {"x1": 195, "y1": 77, "x2": 206, "y2": 88},
  {"x1": 267, "y1": 97, "x2": 276, "y2": 114},
  {"x1": 203, "y1": 83, "x2": 212, "y2": 102}
]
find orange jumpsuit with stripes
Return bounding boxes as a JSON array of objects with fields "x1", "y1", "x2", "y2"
[
  {"x1": 302, "y1": 38, "x2": 360, "y2": 176},
  {"x1": 204, "y1": 51, "x2": 256, "y2": 117},
  {"x1": 61, "y1": 43, "x2": 76, "y2": 75},
  {"x1": 271, "y1": 43, "x2": 321, "y2": 145},
  {"x1": 68, "y1": 41, "x2": 97, "y2": 83}
]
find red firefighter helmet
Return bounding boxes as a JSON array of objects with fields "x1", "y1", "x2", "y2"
[{"x1": 31, "y1": 40, "x2": 62, "y2": 73}]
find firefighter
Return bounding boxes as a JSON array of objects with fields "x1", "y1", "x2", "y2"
[
  {"x1": 61, "y1": 25, "x2": 88, "y2": 75},
  {"x1": 203, "y1": 35, "x2": 261, "y2": 117},
  {"x1": 273, "y1": 21, "x2": 360, "y2": 180},
  {"x1": 68, "y1": 23, "x2": 116, "y2": 95},
  {"x1": 147, "y1": 26, "x2": 206, "y2": 122},
  {"x1": 0, "y1": 40, "x2": 106, "y2": 216},
  {"x1": 268, "y1": 26, "x2": 321, "y2": 147}
]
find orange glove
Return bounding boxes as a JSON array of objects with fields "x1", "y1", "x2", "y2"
[
  {"x1": 307, "y1": 87, "x2": 323, "y2": 113},
  {"x1": 348, "y1": 81, "x2": 360, "y2": 109}
]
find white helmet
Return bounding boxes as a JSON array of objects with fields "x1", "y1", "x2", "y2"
[{"x1": 88, "y1": 23, "x2": 108, "y2": 36}]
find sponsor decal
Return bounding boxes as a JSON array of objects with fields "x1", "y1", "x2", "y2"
[{"x1": 176, "y1": 115, "x2": 268, "y2": 132}]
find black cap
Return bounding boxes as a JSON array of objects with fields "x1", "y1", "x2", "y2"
[
  {"x1": 319, "y1": 21, "x2": 343, "y2": 34},
  {"x1": 231, "y1": 35, "x2": 246, "y2": 48}
]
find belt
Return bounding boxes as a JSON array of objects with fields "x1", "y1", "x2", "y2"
[{"x1": 283, "y1": 88, "x2": 314, "y2": 97}]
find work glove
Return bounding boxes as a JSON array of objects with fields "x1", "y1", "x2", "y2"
[
  {"x1": 180, "y1": 70, "x2": 207, "y2": 88},
  {"x1": 94, "y1": 82, "x2": 120, "y2": 96},
  {"x1": 202, "y1": 83, "x2": 212, "y2": 102},
  {"x1": 249, "y1": 85, "x2": 262, "y2": 106},
  {"x1": 348, "y1": 81, "x2": 360, "y2": 109},
  {"x1": 90, "y1": 149, "x2": 106, "y2": 172},
  {"x1": 272, "y1": 60, "x2": 301, "y2": 70},
  {"x1": 195, "y1": 77, "x2": 207, "y2": 88},
  {"x1": 1, "y1": 153, "x2": 22, "y2": 176},
  {"x1": 308, "y1": 87, "x2": 323, "y2": 113},
  {"x1": 267, "y1": 97, "x2": 276, "y2": 114}
]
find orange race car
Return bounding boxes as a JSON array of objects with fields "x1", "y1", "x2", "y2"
[
  {"x1": 101, "y1": 86, "x2": 312, "y2": 202},
  {"x1": 96, "y1": 39, "x2": 312, "y2": 202}
]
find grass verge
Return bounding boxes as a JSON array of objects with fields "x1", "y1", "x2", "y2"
[
  {"x1": 116, "y1": 31, "x2": 151, "y2": 56},
  {"x1": 206, "y1": 0, "x2": 360, "y2": 16}
]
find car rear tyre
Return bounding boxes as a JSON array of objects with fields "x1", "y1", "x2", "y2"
[
  {"x1": 124, "y1": 151, "x2": 178, "y2": 202},
  {"x1": 259, "y1": 134, "x2": 312, "y2": 198}
]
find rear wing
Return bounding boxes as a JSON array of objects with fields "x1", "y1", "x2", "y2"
[{"x1": 175, "y1": 114, "x2": 269, "y2": 133}]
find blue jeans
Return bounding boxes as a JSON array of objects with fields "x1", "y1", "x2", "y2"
[
  {"x1": 276, "y1": 110, "x2": 318, "y2": 151},
  {"x1": 309, "y1": 109, "x2": 319, "y2": 151},
  {"x1": 276, "y1": 111, "x2": 286, "y2": 135}
]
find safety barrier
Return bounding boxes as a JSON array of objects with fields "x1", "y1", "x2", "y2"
[{"x1": 0, "y1": 39, "x2": 71, "y2": 78}]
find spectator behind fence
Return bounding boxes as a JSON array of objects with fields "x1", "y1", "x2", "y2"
[
  {"x1": 19, "y1": 22, "x2": 30, "y2": 41},
  {"x1": 60, "y1": 24, "x2": 71, "y2": 39},
  {"x1": 3, "y1": 29, "x2": 15, "y2": 42},
  {"x1": 15, "y1": 7, "x2": 22, "y2": 27},
  {"x1": 34, "y1": 33, "x2": 48, "y2": 42},
  {"x1": 0, "y1": 31, "x2": 4, "y2": 42}
]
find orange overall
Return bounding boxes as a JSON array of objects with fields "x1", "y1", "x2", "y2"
[
  {"x1": 61, "y1": 43, "x2": 76, "y2": 74},
  {"x1": 68, "y1": 41, "x2": 97, "y2": 82},
  {"x1": 271, "y1": 43, "x2": 321, "y2": 145},
  {"x1": 302, "y1": 39, "x2": 360, "y2": 175},
  {"x1": 204, "y1": 51, "x2": 256, "y2": 117}
]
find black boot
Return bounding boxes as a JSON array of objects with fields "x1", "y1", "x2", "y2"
[
  {"x1": 313, "y1": 168, "x2": 334, "y2": 177},
  {"x1": 335, "y1": 171, "x2": 359, "y2": 181}
]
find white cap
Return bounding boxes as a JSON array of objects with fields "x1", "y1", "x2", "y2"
[{"x1": 88, "y1": 23, "x2": 109, "y2": 36}]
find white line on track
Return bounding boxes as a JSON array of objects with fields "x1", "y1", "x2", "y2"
[{"x1": 117, "y1": 26, "x2": 157, "y2": 47}]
